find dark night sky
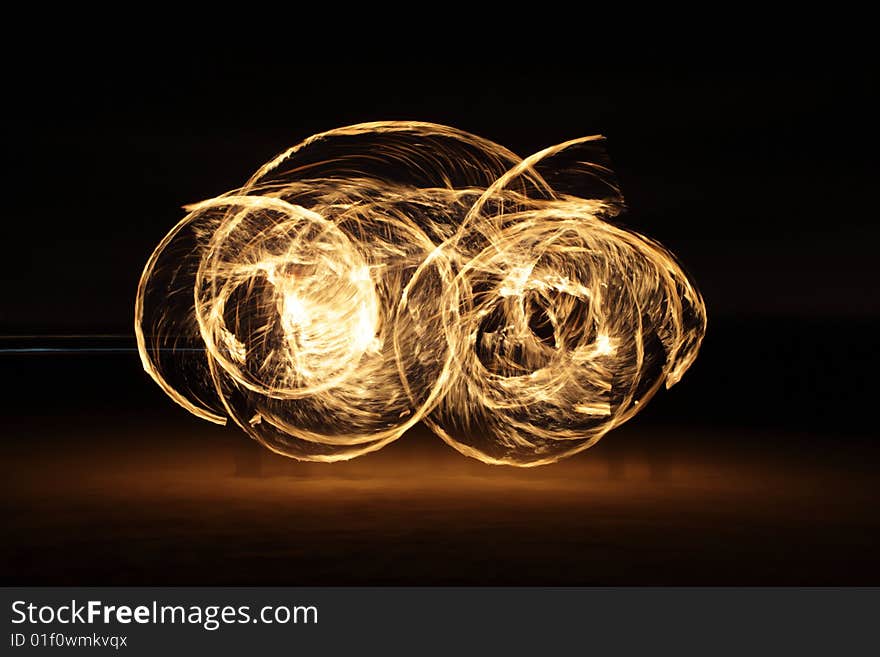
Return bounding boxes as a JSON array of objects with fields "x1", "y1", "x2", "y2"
[
  {"x1": 4, "y1": 44, "x2": 875, "y2": 332},
  {"x1": 2, "y1": 38, "x2": 877, "y2": 437}
]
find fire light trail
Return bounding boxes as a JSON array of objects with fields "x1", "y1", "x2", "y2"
[{"x1": 135, "y1": 122, "x2": 706, "y2": 465}]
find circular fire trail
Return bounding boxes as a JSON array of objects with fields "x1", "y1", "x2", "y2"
[{"x1": 136, "y1": 122, "x2": 706, "y2": 466}]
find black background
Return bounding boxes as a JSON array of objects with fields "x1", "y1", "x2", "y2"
[
  {"x1": 2, "y1": 33, "x2": 877, "y2": 584},
  {"x1": 5, "y1": 43, "x2": 876, "y2": 434}
]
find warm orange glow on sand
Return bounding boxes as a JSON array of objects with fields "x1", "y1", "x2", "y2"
[{"x1": 136, "y1": 122, "x2": 706, "y2": 465}]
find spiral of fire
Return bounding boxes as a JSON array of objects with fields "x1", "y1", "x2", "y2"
[{"x1": 135, "y1": 122, "x2": 706, "y2": 466}]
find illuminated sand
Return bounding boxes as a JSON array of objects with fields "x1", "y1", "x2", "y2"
[{"x1": 3, "y1": 415, "x2": 876, "y2": 585}]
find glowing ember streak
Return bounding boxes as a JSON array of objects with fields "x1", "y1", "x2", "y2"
[{"x1": 135, "y1": 121, "x2": 706, "y2": 466}]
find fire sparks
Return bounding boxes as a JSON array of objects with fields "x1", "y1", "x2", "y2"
[{"x1": 135, "y1": 122, "x2": 706, "y2": 466}]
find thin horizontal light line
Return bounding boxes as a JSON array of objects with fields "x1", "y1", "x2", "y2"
[
  {"x1": 0, "y1": 334, "x2": 133, "y2": 339},
  {"x1": 0, "y1": 347, "x2": 205, "y2": 354}
]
